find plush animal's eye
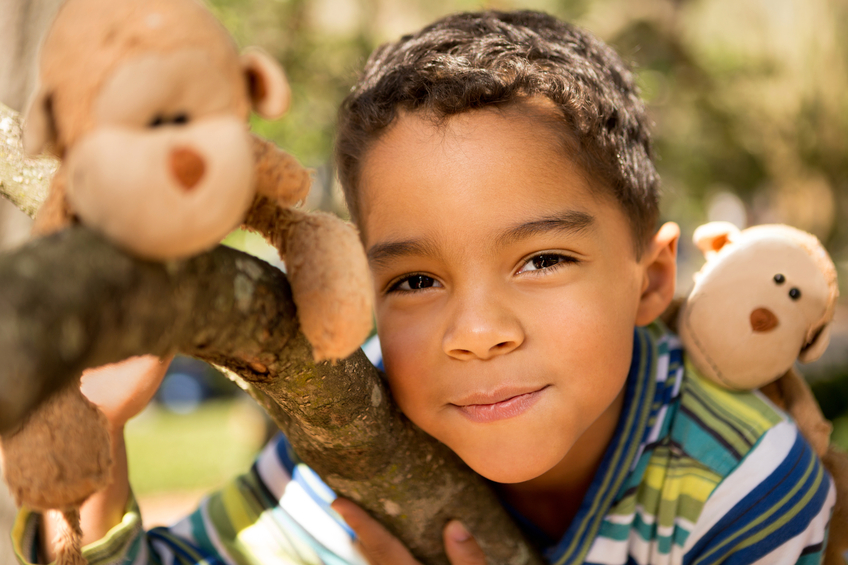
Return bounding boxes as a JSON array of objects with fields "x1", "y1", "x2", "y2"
[
  {"x1": 172, "y1": 113, "x2": 190, "y2": 125},
  {"x1": 774, "y1": 274, "x2": 786, "y2": 284},
  {"x1": 789, "y1": 287, "x2": 801, "y2": 300},
  {"x1": 148, "y1": 114, "x2": 166, "y2": 128}
]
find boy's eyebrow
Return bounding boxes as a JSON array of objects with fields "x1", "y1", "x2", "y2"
[
  {"x1": 496, "y1": 210, "x2": 595, "y2": 247},
  {"x1": 367, "y1": 238, "x2": 438, "y2": 269}
]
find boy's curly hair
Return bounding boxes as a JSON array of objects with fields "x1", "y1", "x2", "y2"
[{"x1": 336, "y1": 10, "x2": 659, "y2": 252}]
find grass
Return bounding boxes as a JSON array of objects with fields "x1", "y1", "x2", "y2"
[
  {"x1": 829, "y1": 416, "x2": 848, "y2": 453},
  {"x1": 125, "y1": 398, "x2": 268, "y2": 495}
]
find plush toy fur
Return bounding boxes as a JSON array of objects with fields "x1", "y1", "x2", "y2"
[
  {"x1": 1, "y1": 1, "x2": 373, "y2": 563},
  {"x1": 678, "y1": 221, "x2": 847, "y2": 563}
]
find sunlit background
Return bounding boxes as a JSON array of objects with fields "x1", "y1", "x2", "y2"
[{"x1": 1, "y1": 0, "x2": 847, "y2": 553}]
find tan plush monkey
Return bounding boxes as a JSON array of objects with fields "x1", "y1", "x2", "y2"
[
  {"x1": 678, "y1": 222, "x2": 848, "y2": 564},
  {"x1": 1, "y1": 1, "x2": 373, "y2": 563}
]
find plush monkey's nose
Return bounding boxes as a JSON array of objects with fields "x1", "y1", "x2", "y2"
[
  {"x1": 169, "y1": 146, "x2": 205, "y2": 190},
  {"x1": 750, "y1": 307, "x2": 779, "y2": 332}
]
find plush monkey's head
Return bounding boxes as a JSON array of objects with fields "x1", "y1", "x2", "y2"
[
  {"x1": 25, "y1": 0, "x2": 290, "y2": 259},
  {"x1": 679, "y1": 222, "x2": 838, "y2": 390}
]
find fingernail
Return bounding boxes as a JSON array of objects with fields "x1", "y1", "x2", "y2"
[{"x1": 447, "y1": 520, "x2": 470, "y2": 542}]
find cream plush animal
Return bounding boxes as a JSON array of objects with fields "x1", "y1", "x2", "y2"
[
  {"x1": 1, "y1": 1, "x2": 372, "y2": 563},
  {"x1": 678, "y1": 221, "x2": 847, "y2": 564},
  {"x1": 22, "y1": 0, "x2": 372, "y2": 363}
]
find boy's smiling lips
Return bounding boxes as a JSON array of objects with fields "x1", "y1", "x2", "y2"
[{"x1": 450, "y1": 385, "x2": 550, "y2": 423}]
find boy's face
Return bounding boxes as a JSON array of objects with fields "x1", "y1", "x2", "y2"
[{"x1": 358, "y1": 103, "x2": 672, "y2": 484}]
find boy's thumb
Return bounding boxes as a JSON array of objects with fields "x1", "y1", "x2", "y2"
[{"x1": 443, "y1": 521, "x2": 487, "y2": 565}]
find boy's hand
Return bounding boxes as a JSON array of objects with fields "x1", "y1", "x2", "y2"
[
  {"x1": 332, "y1": 498, "x2": 487, "y2": 565},
  {"x1": 80, "y1": 355, "x2": 172, "y2": 431}
]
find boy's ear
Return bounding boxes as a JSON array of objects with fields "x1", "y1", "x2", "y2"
[
  {"x1": 635, "y1": 222, "x2": 680, "y2": 327},
  {"x1": 241, "y1": 48, "x2": 291, "y2": 120}
]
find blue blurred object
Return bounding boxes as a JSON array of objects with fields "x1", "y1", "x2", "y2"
[{"x1": 155, "y1": 355, "x2": 235, "y2": 413}]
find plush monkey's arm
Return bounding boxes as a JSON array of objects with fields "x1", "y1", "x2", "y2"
[
  {"x1": 243, "y1": 202, "x2": 373, "y2": 361},
  {"x1": 243, "y1": 137, "x2": 373, "y2": 360},
  {"x1": 250, "y1": 134, "x2": 311, "y2": 208},
  {"x1": 760, "y1": 366, "x2": 832, "y2": 457},
  {"x1": 31, "y1": 165, "x2": 73, "y2": 236}
]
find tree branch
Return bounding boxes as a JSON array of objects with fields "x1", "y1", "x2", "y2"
[
  {"x1": 0, "y1": 105, "x2": 542, "y2": 564},
  {"x1": 0, "y1": 101, "x2": 54, "y2": 218}
]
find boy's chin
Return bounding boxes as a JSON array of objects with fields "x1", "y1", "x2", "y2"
[{"x1": 461, "y1": 448, "x2": 562, "y2": 484}]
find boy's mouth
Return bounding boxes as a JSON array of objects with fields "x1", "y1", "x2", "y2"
[{"x1": 452, "y1": 385, "x2": 549, "y2": 423}]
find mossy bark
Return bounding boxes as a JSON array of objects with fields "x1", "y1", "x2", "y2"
[{"x1": 0, "y1": 104, "x2": 543, "y2": 564}]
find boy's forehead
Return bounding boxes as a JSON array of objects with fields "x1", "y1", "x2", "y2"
[
  {"x1": 356, "y1": 104, "x2": 634, "y2": 251},
  {"x1": 359, "y1": 102, "x2": 580, "y2": 201}
]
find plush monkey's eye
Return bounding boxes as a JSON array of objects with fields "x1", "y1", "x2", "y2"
[
  {"x1": 789, "y1": 288, "x2": 801, "y2": 300},
  {"x1": 148, "y1": 114, "x2": 166, "y2": 128},
  {"x1": 774, "y1": 274, "x2": 786, "y2": 284},
  {"x1": 172, "y1": 113, "x2": 190, "y2": 125}
]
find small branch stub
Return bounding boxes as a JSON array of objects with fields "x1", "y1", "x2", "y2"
[{"x1": 0, "y1": 101, "x2": 55, "y2": 217}]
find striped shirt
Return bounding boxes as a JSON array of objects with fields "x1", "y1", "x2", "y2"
[{"x1": 12, "y1": 323, "x2": 835, "y2": 564}]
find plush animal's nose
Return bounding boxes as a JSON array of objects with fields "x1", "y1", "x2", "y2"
[
  {"x1": 750, "y1": 307, "x2": 779, "y2": 332},
  {"x1": 169, "y1": 146, "x2": 205, "y2": 190}
]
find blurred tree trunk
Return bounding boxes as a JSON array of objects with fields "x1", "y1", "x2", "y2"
[{"x1": 0, "y1": 0, "x2": 64, "y2": 113}]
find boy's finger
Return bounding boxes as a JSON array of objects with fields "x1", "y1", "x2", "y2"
[
  {"x1": 443, "y1": 521, "x2": 487, "y2": 565},
  {"x1": 332, "y1": 498, "x2": 422, "y2": 565}
]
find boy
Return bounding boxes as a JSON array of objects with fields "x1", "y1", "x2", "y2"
[{"x1": 12, "y1": 10, "x2": 834, "y2": 565}]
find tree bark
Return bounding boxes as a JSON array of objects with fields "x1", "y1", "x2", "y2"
[{"x1": 0, "y1": 104, "x2": 542, "y2": 565}]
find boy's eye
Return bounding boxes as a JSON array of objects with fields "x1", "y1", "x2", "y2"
[
  {"x1": 388, "y1": 274, "x2": 442, "y2": 293},
  {"x1": 517, "y1": 253, "x2": 577, "y2": 274}
]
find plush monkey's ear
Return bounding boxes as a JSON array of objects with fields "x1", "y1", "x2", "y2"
[
  {"x1": 241, "y1": 48, "x2": 290, "y2": 120},
  {"x1": 692, "y1": 221, "x2": 741, "y2": 260},
  {"x1": 799, "y1": 323, "x2": 832, "y2": 363},
  {"x1": 22, "y1": 87, "x2": 58, "y2": 155}
]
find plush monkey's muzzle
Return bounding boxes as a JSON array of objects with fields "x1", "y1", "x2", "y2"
[{"x1": 64, "y1": 117, "x2": 254, "y2": 259}]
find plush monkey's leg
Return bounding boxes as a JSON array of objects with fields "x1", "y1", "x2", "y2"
[
  {"x1": 1, "y1": 383, "x2": 111, "y2": 565},
  {"x1": 1, "y1": 383, "x2": 111, "y2": 509},
  {"x1": 823, "y1": 447, "x2": 848, "y2": 565},
  {"x1": 762, "y1": 367, "x2": 832, "y2": 457}
]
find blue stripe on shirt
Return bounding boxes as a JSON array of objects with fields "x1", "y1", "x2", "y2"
[{"x1": 684, "y1": 431, "x2": 831, "y2": 565}]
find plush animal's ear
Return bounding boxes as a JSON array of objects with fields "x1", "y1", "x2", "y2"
[
  {"x1": 22, "y1": 87, "x2": 58, "y2": 155},
  {"x1": 799, "y1": 323, "x2": 832, "y2": 363},
  {"x1": 241, "y1": 48, "x2": 290, "y2": 120},
  {"x1": 692, "y1": 221, "x2": 742, "y2": 260}
]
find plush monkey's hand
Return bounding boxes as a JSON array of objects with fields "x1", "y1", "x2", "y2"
[{"x1": 80, "y1": 355, "x2": 172, "y2": 431}]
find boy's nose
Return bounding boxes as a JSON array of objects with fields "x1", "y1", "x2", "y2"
[{"x1": 442, "y1": 298, "x2": 525, "y2": 360}]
